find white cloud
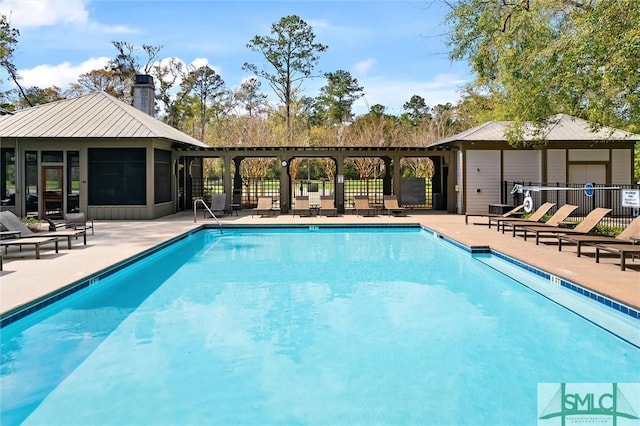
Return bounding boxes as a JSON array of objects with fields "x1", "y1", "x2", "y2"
[
  {"x1": 0, "y1": 0, "x2": 136, "y2": 34},
  {"x1": 190, "y1": 57, "x2": 210, "y2": 69},
  {"x1": 19, "y1": 57, "x2": 110, "y2": 89},
  {"x1": 86, "y1": 21, "x2": 137, "y2": 35},
  {"x1": 353, "y1": 73, "x2": 467, "y2": 115},
  {"x1": 353, "y1": 59, "x2": 376, "y2": 76},
  {"x1": 0, "y1": 0, "x2": 89, "y2": 28}
]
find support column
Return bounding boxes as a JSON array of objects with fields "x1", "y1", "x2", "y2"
[
  {"x1": 233, "y1": 157, "x2": 244, "y2": 209},
  {"x1": 383, "y1": 156, "x2": 392, "y2": 195},
  {"x1": 335, "y1": 153, "x2": 345, "y2": 213},
  {"x1": 171, "y1": 151, "x2": 180, "y2": 213},
  {"x1": 279, "y1": 157, "x2": 291, "y2": 213},
  {"x1": 223, "y1": 154, "x2": 232, "y2": 208},
  {"x1": 393, "y1": 154, "x2": 402, "y2": 199}
]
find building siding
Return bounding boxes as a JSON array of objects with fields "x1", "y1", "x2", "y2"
[
  {"x1": 503, "y1": 150, "x2": 541, "y2": 183},
  {"x1": 465, "y1": 150, "x2": 501, "y2": 213},
  {"x1": 611, "y1": 149, "x2": 632, "y2": 184}
]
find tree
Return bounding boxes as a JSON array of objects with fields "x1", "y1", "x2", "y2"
[
  {"x1": 106, "y1": 41, "x2": 162, "y2": 103},
  {"x1": 178, "y1": 65, "x2": 228, "y2": 142},
  {"x1": 446, "y1": 0, "x2": 640, "y2": 144},
  {"x1": 0, "y1": 15, "x2": 30, "y2": 107},
  {"x1": 317, "y1": 70, "x2": 364, "y2": 125},
  {"x1": 402, "y1": 95, "x2": 432, "y2": 126},
  {"x1": 151, "y1": 58, "x2": 185, "y2": 127},
  {"x1": 13, "y1": 86, "x2": 64, "y2": 108},
  {"x1": 65, "y1": 69, "x2": 126, "y2": 99},
  {"x1": 243, "y1": 15, "x2": 328, "y2": 144},
  {"x1": 234, "y1": 77, "x2": 269, "y2": 118}
]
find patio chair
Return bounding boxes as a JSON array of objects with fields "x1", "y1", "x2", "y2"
[
  {"x1": 594, "y1": 243, "x2": 640, "y2": 271},
  {"x1": 520, "y1": 207, "x2": 612, "y2": 245},
  {"x1": 64, "y1": 212, "x2": 94, "y2": 235},
  {"x1": 0, "y1": 211, "x2": 86, "y2": 249},
  {"x1": 354, "y1": 196, "x2": 377, "y2": 216},
  {"x1": 465, "y1": 204, "x2": 525, "y2": 225},
  {"x1": 489, "y1": 202, "x2": 556, "y2": 232},
  {"x1": 252, "y1": 196, "x2": 278, "y2": 217},
  {"x1": 507, "y1": 204, "x2": 578, "y2": 237},
  {"x1": 557, "y1": 215, "x2": 640, "y2": 257},
  {"x1": 293, "y1": 196, "x2": 313, "y2": 217},
  {"x1": 383, "y1": 195, "x2": 406, "y2": 217},
  {"x1": 205, "y1": 193, "x2": 228, "y2": 218},
  {"x1": 319, "y1": 196, "x2": 338, "y2": 217},
  {"x1": 0, "y1": 236, "x2": 59, "y2": 259}
]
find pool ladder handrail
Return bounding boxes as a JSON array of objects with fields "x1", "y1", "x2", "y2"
[{"x1": 193, "y1": 197, "x2": 223, "y2": 230}]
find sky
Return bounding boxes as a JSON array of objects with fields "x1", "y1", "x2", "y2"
[{"x1": 0, "y1": 0, "x2": 472, "y2": 116}]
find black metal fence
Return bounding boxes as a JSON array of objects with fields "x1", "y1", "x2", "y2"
[
  {"x1": 502, "y1": 181, "x2": 639, "y2": 229},
  {"x1": 192, "y1": 178, "x2": 280, "y2": 208},
  {"x1": 192, "y1": 177, "x2": 435, "y2": 210}
]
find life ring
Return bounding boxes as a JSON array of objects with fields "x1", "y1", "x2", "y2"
[{"x1": 523, "y1": 195, "x2": 533, "y2": 213}]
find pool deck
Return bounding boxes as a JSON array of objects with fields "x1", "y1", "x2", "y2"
[{"x1": 1, "y1": 210, "x2": 638, "y2": 318}]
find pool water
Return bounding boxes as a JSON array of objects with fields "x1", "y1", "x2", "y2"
[{"x1": 1, "y1": 228, "x2": 639, "y2": 425}]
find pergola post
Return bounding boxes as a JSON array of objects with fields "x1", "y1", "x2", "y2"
[
  {"x1": 392, "y1": 153, "x2": 402, "y2": 199},
  {"x1": 335, "y1": 153, "x2": 345, "y2": 213},
  {"x1": 279, "y1": 156, "x2": 291, "y2": 213},
  {"x1": 383, "y1": 156, "x2": 392, "y2": 195},
  {"x1": 233, "y1": 156, "x2": 243, "y2": 208},
  {"x1": 223, "y1": 154, "x2": 232, "y2": 208}
]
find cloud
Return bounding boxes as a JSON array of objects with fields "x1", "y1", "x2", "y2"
[
  {"x1": 352, "y1": 73, "x2": 467, "y2": 115},
  {"x1": 19, "y1": 57, "x2": 110, "y2": 89},
  {"x1": 0, "y1": 0, "x2": 89, "y2": 28},
  {"x1": 0, "y1": 0, "x2": 136, "y2": 34},
  {"x1": 353, "y1": 59, "x2": 376, "y2": 76},
  {"x1": 86, "y1": 21, "x2": 137, "y2": 35}
]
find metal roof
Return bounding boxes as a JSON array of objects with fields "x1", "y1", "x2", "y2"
[
  {"x1": 0, "y1": 91, "x2": 209, "y2": 148},
  {"x1": 433, "y1": 114, "x2": 640, "y2": 146}
]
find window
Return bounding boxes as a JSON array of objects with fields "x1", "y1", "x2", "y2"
[
  {"x1": 1, "y1": 148, "x2": 15, "y2": 206},
  {"x1": 88, "y1": 148, "x2": 146, "y2": 205},
  {"x1": 67, "y1": 151, "x2": 80, "y2": 212},
  {"x1": 25, "y1": 151, "x2": 38, "y2": 215},
  {"x1": 154, "y1": 149, "x2": 172, "y2": 204}
]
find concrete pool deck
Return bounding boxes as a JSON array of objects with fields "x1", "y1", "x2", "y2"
[{"x1": 0, "y1": 210, "x2": 638, "y2": 318}]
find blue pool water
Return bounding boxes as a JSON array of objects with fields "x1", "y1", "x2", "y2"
[{"x1": 1, "y1": 227, "x2": 639, "y2": 425}]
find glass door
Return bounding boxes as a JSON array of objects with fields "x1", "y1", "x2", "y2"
[{"x1": 41, "y1": 166, "x2": 64, "y2": 218}]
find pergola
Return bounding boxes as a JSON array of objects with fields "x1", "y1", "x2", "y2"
[{"x1": 173, "y1": 146, "x2": 456, "y2": 214}]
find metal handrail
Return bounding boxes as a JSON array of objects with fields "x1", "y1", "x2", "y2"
[{"x1": 193, "y1": 197, "x2": 222, "y2": 229}]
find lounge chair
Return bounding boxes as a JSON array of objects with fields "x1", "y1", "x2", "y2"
[
  {"x1": 44, "y1": 216, "x2": 67, "y2": 231},
  {"x1": 293, "y1": 196, "x2": 313, "y2": 217},
  {"x1": 0, "y1": 236, "x2": 59, "y2": 259},
  {"x1": 520, "y1": 207, "x2": 612, "y2": 244},
  {"x1": 0, "y1": 211, "x2": 86, "y2": 249},
  {"x1": 383, "y1": 195, "x2": 406, "y2": 217},
  {"x1": 465, "y1": 204, "x2": 525, "y2": 225},
  {"x1": 205, "y1": 193, "x2": 228, "y2": 218},
  {"x1": 252, "y1": 196, "x2": 278, "y2": 217},
  {"x1": 507, "y1": 204, "x2": 578, "y2": 237},
  {"x1": 354, "y1": 196, "x2": 377, "y2": 216},
  {"x1": 557, "y1": 215, "x2": 640, "y2": 257},
  {"x1": 489, "y1": 202, "x2": 556, "y2": 232},
  {"x1": 319, "y1": 196, "x2": 338, "y2": 217},
  {"x1": 595, "y1": 243, "x2": 640, "y2": 271},
  {"x1": 64, "y1": 212, "x2": 94, "y2": 235}
]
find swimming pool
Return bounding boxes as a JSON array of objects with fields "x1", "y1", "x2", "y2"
[{"x1": 1, "y1": 226, "x2": 638, "y2": 425}]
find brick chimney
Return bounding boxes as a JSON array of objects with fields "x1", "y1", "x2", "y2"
[{"x1": 133, "y1": 74, "x2": 155, "y2": 116}]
